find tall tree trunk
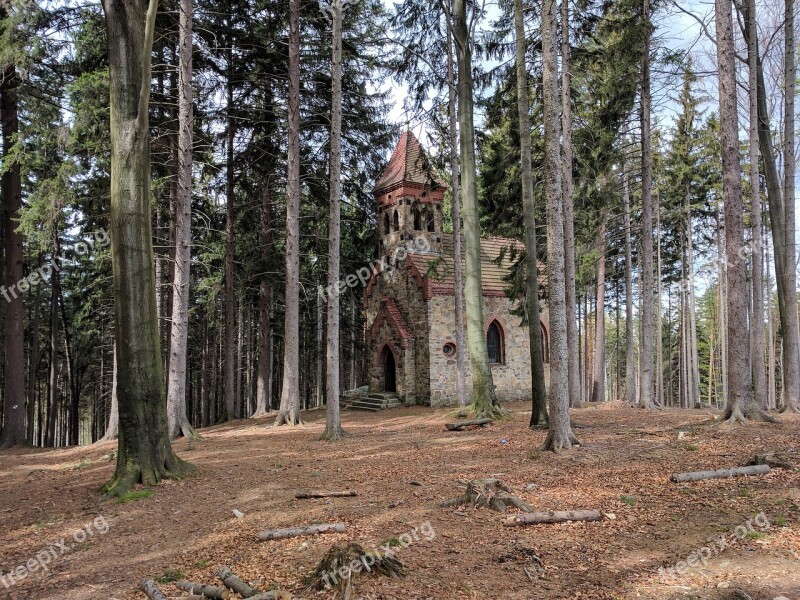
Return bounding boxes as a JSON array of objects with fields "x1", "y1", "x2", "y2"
[
  {"x1": 782, "y1": 0, "x2": 799, "y2": 412},
  {"x1": 254, "y1": 185, "x2": 272, "y2": 417},
  {"x1": 453, "y1": 0, "x2": 500, "y2": 418},
  {"x1": 639, "y1": 0, "x2": 657, "y2": 409},
  {"x1": 100, "y1": 341, "x2": 119, "y2": 441},
  {"x1": 224, "y1": 51, "x2": 236, "y2": 421},
  {"x1": 561, "y1": 0, "x2": 580, "y2": 408},
  {"x1": 656, "y1": 196, "x2": 664, "y2": 407},
  {"x1": 275, "y1": 0, "x2": 303, "y2": 426},
  {"x1": 513, "y1": 0, "x2": 547, "y2": 426},
  {"x1": 323, "y1": 0, "x2": 345, "y2": 441},
  {"x1": 101, "y1": 0, "x2": 190, "y2": 496},
  {"x1": 745, "y1": 0, "x2": 768, "y2": 410},
  {"x1": 623, "y1": 159, "x2": 636, "y2": 405},
  {"x1": 167, "y1": 0, "x2": 199, "y2": 440},
  {"x1": 541, "y1": 0, "x2": 578, "y2": 451},
  {"x1": 715, "y1": 0, "x2": 768, "y2": 423},
  {"x1": 45, "y1": 236, "x2": 61, "y2": 448},
  {"x1": 591, "y1": 219, "x2": 606, "y2": 403},
  {"x1": 685, "y1": 191, "x2": 701, "y2": 407},
  {"x1": 0, "y1": 41, "x2": 25, "y2": 449},
  {"x1": 446, "y1": 0, "x2": 467, "y2": 409}
]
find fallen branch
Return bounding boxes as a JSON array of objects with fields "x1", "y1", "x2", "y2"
[
  {"x1": 670, "y1": 465, "x2": 771, "y2": 483},
  {"x1": 295, "y1": 490, "x2": 357, "y2": 499},
  {"x1": 445, "y1": 418, "x2": 493, "y2": 431},
  {"x1": 175, "y1": 581, "x2": 231, "y2": 599},
  {"x1": 258, "y1": 522, "x2": 347, "y2": 541},
  {"x1": 216, "y1": 566, "x2": 259, "y2": 598},
  {"x1": 138, "y1": 579, "x2": 168, "y2": 600},
  {"x1": 503, "y1": 510, "x2": 604, "y2": 526}
]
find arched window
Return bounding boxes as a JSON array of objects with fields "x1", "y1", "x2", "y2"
[
  {"x1": 383, "y1": 212, "x2": 390, "y2": 235},
  {"x1": 426, "y1": 207, "x2": 435, "y2": 232},
  {"x1": 413, "y1": 205, "x2": 422, "y2": 230},
  {"x1": 487, "y1": 321, "x2": 504, "y2": 364},
  {"x1": 393, "y1": 210, "x2": 399, "y2": 231}
]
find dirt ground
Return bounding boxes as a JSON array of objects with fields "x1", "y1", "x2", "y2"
[{"x1": 0, "y1": 402, "x2": 799, "y2": 600}]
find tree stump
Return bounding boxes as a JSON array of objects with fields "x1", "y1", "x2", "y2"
[
  {"x1": 305, "y1": 542, "x2": 406, "y2": 597},
  {"x1": 438, "y1": 478, "x2": 535, "y2": 513}
]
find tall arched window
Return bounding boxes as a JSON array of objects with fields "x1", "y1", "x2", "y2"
[
  {"x1": 486, "y1": 321, "x2": 504, "y2": 364},
  {"x1": 426, "y1": 207, "x2": 435, "y2": 232},
  {"x1": 383, "y1": 212, "x2": 390, "y2": 235},
  {"x1": 393, "y1": 210, "x2": 399, "y2": 231},
  {"x1": 413, "y1": 205, "x2": 422, "y2": 230}
]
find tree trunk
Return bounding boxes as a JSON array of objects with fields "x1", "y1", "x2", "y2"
[
  {"x1": 685, "y1": 191, "x2": 701, "y2": 407},
  {"x1": 541, "y1": 0, "x2": 578, "y2": 451},
  {"x1": 45, "y1": 236, "x2": 61, "y2": 448},
  {"x1": 453, "y1": 0, "x2": 500, "y2": 418},
  {"x1": 446, "y1": 0, "x2": 468, "y2": 409},
  {"x1": 782, "y1": 0, "x2": 798, "y2": 412},
  {"x1": 715, "y1": 0, "x2": 767, "y2": 423},
  {"x1": 167, "y1": 0, "x2": 199, "y2": 440},
  {"x1": 0, "y1": 43, "x2": 25, "y2": 449},
  {"x1": 561, "y1": 0, "x2": 580, "y2": 408},
  {"x1": 275, "y1": 0, "x2": 303, "y2": 426},
  {"x1": 224, "y1": 49, "x2": 236, "y2": 421},
  {"x1": 623, "y1": 161, "x2": 636, "y2": 405},
  {"x1": 639, "y1": 0, "x2": 656, "y2": 409},
  {"x1": 513, "y1": 0, "x2": 547, "y2": 426},
  {"x1": 323, "y1": 0, "x2": 345, "y2": 441},
  {"x1": 100, "y1": 341, "x2": 119, "y2": 441},
  {"x1": 100, "y1": 0, "x2": 190, "y2": 495},
  {"x1": 254, "y1": 186, "x2": 272, "y2": 417},
  {"x1": 591, "y1": 219, "x2": 606, "y2": 403},
  {"x1": 655, "y1": 197, "x2": 664, "y2": 407}
]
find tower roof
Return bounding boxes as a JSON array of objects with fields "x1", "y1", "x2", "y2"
[{"x1": 373, "y1": 130, "x2": 444, "y2": 197}]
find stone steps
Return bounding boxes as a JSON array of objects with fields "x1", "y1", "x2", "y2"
[{"x1": 348, "y1": 394, "x2": 402, "y2": 411}]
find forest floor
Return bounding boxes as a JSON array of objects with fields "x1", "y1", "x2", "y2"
[{"x1": 0, "y1": 402, "x2": 799, "y2": 600}]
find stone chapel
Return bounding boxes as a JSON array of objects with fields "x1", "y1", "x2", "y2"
[{"x1": 361, "y1": 130, "x2": 549, "y2": 409}]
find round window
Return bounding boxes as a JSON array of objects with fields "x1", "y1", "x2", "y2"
[{"x1": 443, "y1": 343, "x2": 456, "y2": 357}]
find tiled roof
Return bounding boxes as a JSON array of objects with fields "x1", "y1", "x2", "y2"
[
  {"x1": 407, "y1": 234, "x2": 533, "y2": 298},
  {"x1": 373, "y1": 130, "x2": 443, "y2": 194},
  {"x1": 369, "y1": 297, "x2": 414, "y2": 347}
]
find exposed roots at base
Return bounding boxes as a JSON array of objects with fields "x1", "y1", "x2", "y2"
[
  {"x1": 251, "y1": 409, "x2": 271, "y2": 419},
  {"x1": 466, "y1": 402, "x2": 511, "y2": 421},
  {"x1": 541, "y1": 430, "x2": 582, "y2": 453},
  {"x1": 100, "y1": 454, "x2": 194, "y2": 499},
  {"x1": 175, "y1": 420, "x2": 202, "y2": 442},
  {"x1": 722, "y1": 405, "x2": 778, "y2": 425},
  {"x1": 321, "y1": 425, "x2": 347, "y2": 442},
  {"x1": 305, "y1": 542, "x2": 406, "y2": 598},
  {"x1": 780, "y1": 404, "x2": 800, "y2": 414},
  {"x1": 273, "y1": 411, "x2": 303, "y2": 427}
]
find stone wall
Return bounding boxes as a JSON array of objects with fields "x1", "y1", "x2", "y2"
[{"x1": 426, "y1": 295, "x2": 548, "y2": 407}]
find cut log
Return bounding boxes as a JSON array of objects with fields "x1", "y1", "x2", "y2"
[
  {"x1": 247, "y1": 592, "x2": 292, "y2": 600},
  {"x1": 175, "y1": 581, "x2": 231, "y2": 599},
  {"x1": 295, "y1": 490, "x2": 357, "y2": 499},
  {"x1": 257, "y1": 522, "x2": 346, "y2": 541},
  {"x1": 445, "y1": 418, "x2": 493, "y2": 431},
  {"x1": 504, "y1": 510, "x2": 604, "y2": 525},
  {"x1": 670, "y1": 465, "x2": 771, "y2": 483},
  {"x1": 138, "y1": 579, "x2": 168, "y2": 600},
  {"x1": 216, "y1": 566, "x2": 259, "y2": 598}
]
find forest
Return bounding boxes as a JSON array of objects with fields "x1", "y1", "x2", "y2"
[{"x1": 0, "y1": 0, "x2": 799, "y2": 597}]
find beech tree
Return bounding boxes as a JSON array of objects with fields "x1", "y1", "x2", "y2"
[
  {"x1": 452, "y1": 0, "x2": 501, "y2": 419},
  {"x1": 100, "y1": 0, "x2": 190, "y2": 494}
]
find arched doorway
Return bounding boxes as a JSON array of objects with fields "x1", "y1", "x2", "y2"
[{"x1": 381, "y1": 346, "x2": 397, "y2": 393}]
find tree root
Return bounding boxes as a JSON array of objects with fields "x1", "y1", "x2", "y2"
[
  {"x1": 722, "y1": 404, "x2": 778, "y2": 425},
  {"x1": 780, "y1": 403, "x2": 800, "y2": 414},
  {"x1": 541, "y1": 430, "x2": 581, "y2": 453},
  {"x1": 100, "y1": 454, "x2": 193, "y2": 498},
  {"x1": 304, "y1": 542, "x2": 406, "y2": 597},
  {"x1": 321, "y1": 425, "x2": 346, "y2": 442},
  {"x1": 273, "y1": 410, "x2": 303, "y2": 427},
  {"x1": 466, "y1": 401, "x2": 511, "y2": 421}
]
